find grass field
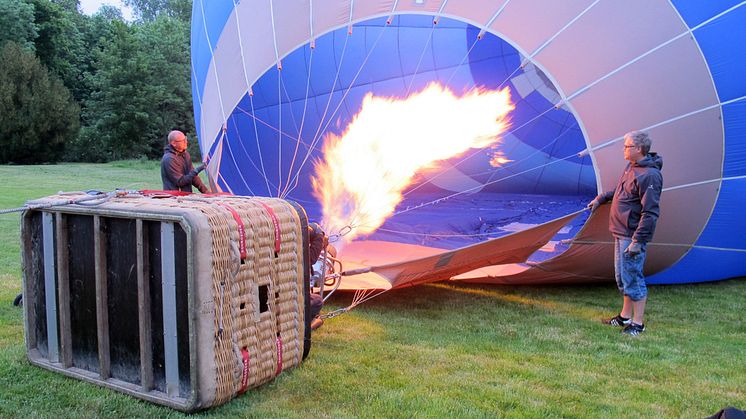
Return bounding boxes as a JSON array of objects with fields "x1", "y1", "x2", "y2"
[{"x1": 0, "y1": 162, "x2": 744, "y2": 418}]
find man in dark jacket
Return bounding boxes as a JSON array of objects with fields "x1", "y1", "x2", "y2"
[
  {"x1": 308, "y1": 222, "x2": 326, "y2": 330},
  {"x1": 588, "y1": 131, "x2": 663, "y2": 336},
  {"x1": 161, "y1": 130, "x2": 209, "y2": 193}
]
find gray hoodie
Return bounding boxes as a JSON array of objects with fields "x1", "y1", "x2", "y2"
[{"x1": 596, "y1": 153, "x2": 663, "y2": 244}]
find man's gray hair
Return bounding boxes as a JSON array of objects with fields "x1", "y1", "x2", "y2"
[
  {"x1": 168, "y1": 130, "x2": 186, "y2": 144},
  {"x1": 625, "y1": 130, "x2": 652, "y2": 155}
]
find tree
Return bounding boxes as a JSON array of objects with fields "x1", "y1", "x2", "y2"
[
  {"x1": 124, "y1": 0, "x2": 191, "y2": 23},
  {"x1": 29, "y1": 0, "x2": 88, "y2": 102},
  {"x1": 0, "y1": 41, "x2": 80, "y2": 163},
  {"x1": 70, "y1": 21, "x2": 149, "y2": 161},
  {"x1": 73, "y1": 14, "x2": 196, "y2": 161},
  {"x1": 0, "y1": 0, "x2": 39, "y2": 51}
]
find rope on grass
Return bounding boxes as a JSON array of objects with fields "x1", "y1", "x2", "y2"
[{"x1": 0, "y1": 190, "x2": 122, "y2": 215}]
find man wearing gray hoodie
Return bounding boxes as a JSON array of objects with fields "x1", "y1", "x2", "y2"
[{"x1": 588, "y1": 131, "x2": 663, "y2": 336}]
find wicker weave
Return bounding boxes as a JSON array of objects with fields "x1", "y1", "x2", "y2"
[
  {"x1": 35, "y1": 193, "x2": 308, "y2": 408},
  {"x1": 170, "y1": 195, "x2": 306, "y2": 403}
]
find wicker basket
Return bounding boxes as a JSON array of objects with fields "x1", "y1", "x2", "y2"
[{"x1": 21, "y1": 192, "x2": 311, "y2": 412}]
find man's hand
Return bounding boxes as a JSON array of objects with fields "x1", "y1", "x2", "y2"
[
  {"x1": 587, "y1": 199, "x2": 600, "y2": 213},
  {"x1": 625, "y1": 241, "x2": 642, "y2": 256},
  {"x1": 195, "y1": 164, "x2": 205, "y2": 174}
]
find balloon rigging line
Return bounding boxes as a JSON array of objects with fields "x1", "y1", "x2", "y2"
[
  {"x1": 522, "y1": 0, "x2": 601, "y2": 64},
  {"x1": 392, "y1": 150, "x2": 582, "y2": 218},
  {"x1": 229, "y1": 116, "x2": 282, "y2": 194},
  {"x1": 399, "y1": 99, "x2": 560, "y2": 201},
  {"x1": 371, "y1": 226, "x2": 557, "y2": 239},
  {"x1": 230, "y1": 0, "x2": 271, "y2": 195},
  {"x1": 248, "y1": 96, "x2": 279, "y2": 195},
  {"x1": 368, "y1": 0, "x2": 600, "y2": 202},
  {"x1": 302, "y1": 26, "x2": 390, "y2": 168},
  {"x1": 347, "y1": 150, "x2": 585, "y2": 238},
  {"x1": 190, "y1": 65, "x2": 207, "y2": 151},
  {"x1": 249, "y1": 54, "x2": 506, "y2": 112},
  {"x1": 280, "y1": 31, "x2": 352, "y2": 197},
  {"x1": 340, "y1": 117, "x2": 579, "y2": 239},
  {"x1": 404, "y1": 22, "x2": 437, "y2": 96},
  {"x1": 219, "y1": 129, "x2": 256, "y2": 196},
  {"x1": 234, "y1": 105, "x2": 313, "y2": 146},
  {"x1": 532, "y1": 111, "x2": 576, "y2": 187},
  {"x1": 305, "y1": 32, "x2": 352, "y2": 160},
  {"x1": 216, "y1": 171, "x2": 235, "y2": 195},
  {"x1": 276, "y1": 62, "x2": 283, "y2": 196},
  {"x1": 283, "y1": 24, "x2": 391, "y2": 198},
  {"x1": 484, "y1": 118, "x2": 578, "y2": 182},
  {"x1": 483, "y1": 0, "x2": 512, "y2": 30},
  {"x1": 269, "y1": 0, "x2": 285, "y2": 196},
  {"x1": 298, "y1": 20, "x2": 404, "y2": 227},
  {"x1": 434, "y1": 0, "x2": 451, "y2": 21},
  {"x1": 198, "y1": 0, "x2": 228, "y2": 123},
  {"x1": 281, "y1": 48, "x2": 316, "y2": 198},
  {"x1": 587, "y1": 94, "x2": 746, "y2": 155},
  {"x1": 564, "y1": 1, "x2": 745, "y2": 106},
  {"x1": 571, "y1": 240, "x2": 746, "y2": 253},
  {"x1": 443, "y1": 38, "x2": 480, "y2": 88},
  {"x1": 662, "y1": 174, "x2": 746, "y2": 193}
]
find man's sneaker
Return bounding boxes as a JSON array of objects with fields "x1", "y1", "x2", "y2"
[
  {"x1": 621, "y1": 322, "x2": 645, "y2": 336},
  {"x1": 602, "y1": 315, "x2": 631, "y2": 327}
]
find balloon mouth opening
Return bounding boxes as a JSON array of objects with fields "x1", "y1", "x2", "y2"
[{"x1": 207, "y1": 14, "x2": 598, "y2": 267}]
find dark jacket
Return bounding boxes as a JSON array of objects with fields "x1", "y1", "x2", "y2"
[
  {"x1": 161, "y1": 144, "x2": 208, "y2": 193},
  {"x1": 597, "y1": 153, "x2": 663, "y2": 243},
  {"x1": 308, "y1": 223, "x2": 325, "y2": 265}
]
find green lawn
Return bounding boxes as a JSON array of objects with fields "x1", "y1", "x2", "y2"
[{"x1": 0, "y1": 162, "x2": 744, "y2": 418}]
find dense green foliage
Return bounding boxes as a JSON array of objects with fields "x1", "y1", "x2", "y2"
[
  {"x1": 0, "y1": 0, "x2": 195, "y2": 163},
  {"x1": 0, "y1": 42, "x2": 80, "y2": 163},
  {"x1": 0, "y1": 0, "x2": 38, "y2": 51},
  {"x1": 0, "y1": 163, "x2": 744, "y2": 418}
]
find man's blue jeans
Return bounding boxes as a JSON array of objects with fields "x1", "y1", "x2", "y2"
[{"x1": 614, "y1": 237, "x2": 648, "y2": 301}]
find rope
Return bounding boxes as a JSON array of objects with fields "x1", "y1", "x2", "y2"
[{"x1": 1, "y1": 190, "x2": 120, "y2": 215}]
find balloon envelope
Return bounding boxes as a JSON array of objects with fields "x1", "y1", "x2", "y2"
[{"x1": 192, "y1": 1, "x2": 746, "y2": 285}]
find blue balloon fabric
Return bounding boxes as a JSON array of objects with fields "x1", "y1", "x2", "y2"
[{"x1": 191, "y1": 1, "x2": 746, "y2": 284}]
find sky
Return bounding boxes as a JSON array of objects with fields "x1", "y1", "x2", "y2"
[{"x1": 78, "y1": 0, "x2": 135, "y2": 20}]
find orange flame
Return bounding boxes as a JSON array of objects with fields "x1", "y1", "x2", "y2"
[{"x1": 312, "y1": 82, "x2": 514, "y2": 242}]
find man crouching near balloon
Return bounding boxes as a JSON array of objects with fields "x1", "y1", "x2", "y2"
[{"x1": 587, "y1": 131, "x2": 663, "y2": 336}]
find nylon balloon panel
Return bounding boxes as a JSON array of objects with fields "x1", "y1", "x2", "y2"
[
  {"x1": 528, "y1": 0, "x2": 684, "y2": 96},
  {"x1": 481, "y1": 0, "x2": 598, "y2": 55},
  {"x1": 692, "y1": 5, "x2": 746, "y2": 102},
  {"x1": 671, "y1": 0, "x2": 744, "y2": 27},
  {"x1": 722, "y1": 101, "x2": 746, "y2": 177},
  {"x1": 647, "y1": 247, "x2": 746, "y2": 284}
]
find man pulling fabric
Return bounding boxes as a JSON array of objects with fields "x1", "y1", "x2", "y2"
[{"x1": 161, "y1": 130, "x2": 209, "y2": 193}]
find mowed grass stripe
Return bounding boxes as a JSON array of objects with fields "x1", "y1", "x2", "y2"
[{"x1": 0, "y1": 161, "x2": 743, "y2": 417}]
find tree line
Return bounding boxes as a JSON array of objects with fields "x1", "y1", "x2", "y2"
[{"x1": 0, "y1": 0, "x2": 198, "y2": 164}]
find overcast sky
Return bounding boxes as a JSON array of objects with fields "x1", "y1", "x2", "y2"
[{"x1": 78, "y1": 0, "x2": 135, "y2": 20}]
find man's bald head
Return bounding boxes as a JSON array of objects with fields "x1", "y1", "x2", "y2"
[{"x1": 168, "y1": 130, "x2": 187, "y2": 153}]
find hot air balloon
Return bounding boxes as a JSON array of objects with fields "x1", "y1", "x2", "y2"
[{"x1": 191, "y1": 1, "x2": 746, "y2": 291}]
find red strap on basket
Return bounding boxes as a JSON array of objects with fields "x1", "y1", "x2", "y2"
[
  {"x1": 139, "y1": 190, "x2": 234, "y2": 198},
  {"x1": 258, "y1": 202, "x2": 281, "y2": 255},
  {"x1": 140, "y1": 189, "x2": 193, "y2": 197},
  {"x1": 216, "y1": 202, "x2": 247, "y2": 260},
  {"x1": 238, "y1": 348, "x2": 250, "y2": 394},
  {"x1": 275, "y1": 335, "x2": 283, "y2": 376}
]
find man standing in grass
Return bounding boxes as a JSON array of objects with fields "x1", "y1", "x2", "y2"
[
  {"x1": 587, "y1": 131, "x2": 663, "y2": 336},
  {"x1": 161, "y1": 130, "x2": 209, "y2": 193}
]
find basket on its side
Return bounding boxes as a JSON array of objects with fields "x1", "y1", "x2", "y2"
[{"x1": 21, "y1": 193, "x2": 311, "y2": 412}]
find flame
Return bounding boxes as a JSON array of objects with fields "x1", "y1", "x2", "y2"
[
  {"x1": 312, "y1": 82, "x2": 514, "y2": 242},
  {"x1": 489, "y1": 151, "x2": 512, "y2": 167}
]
